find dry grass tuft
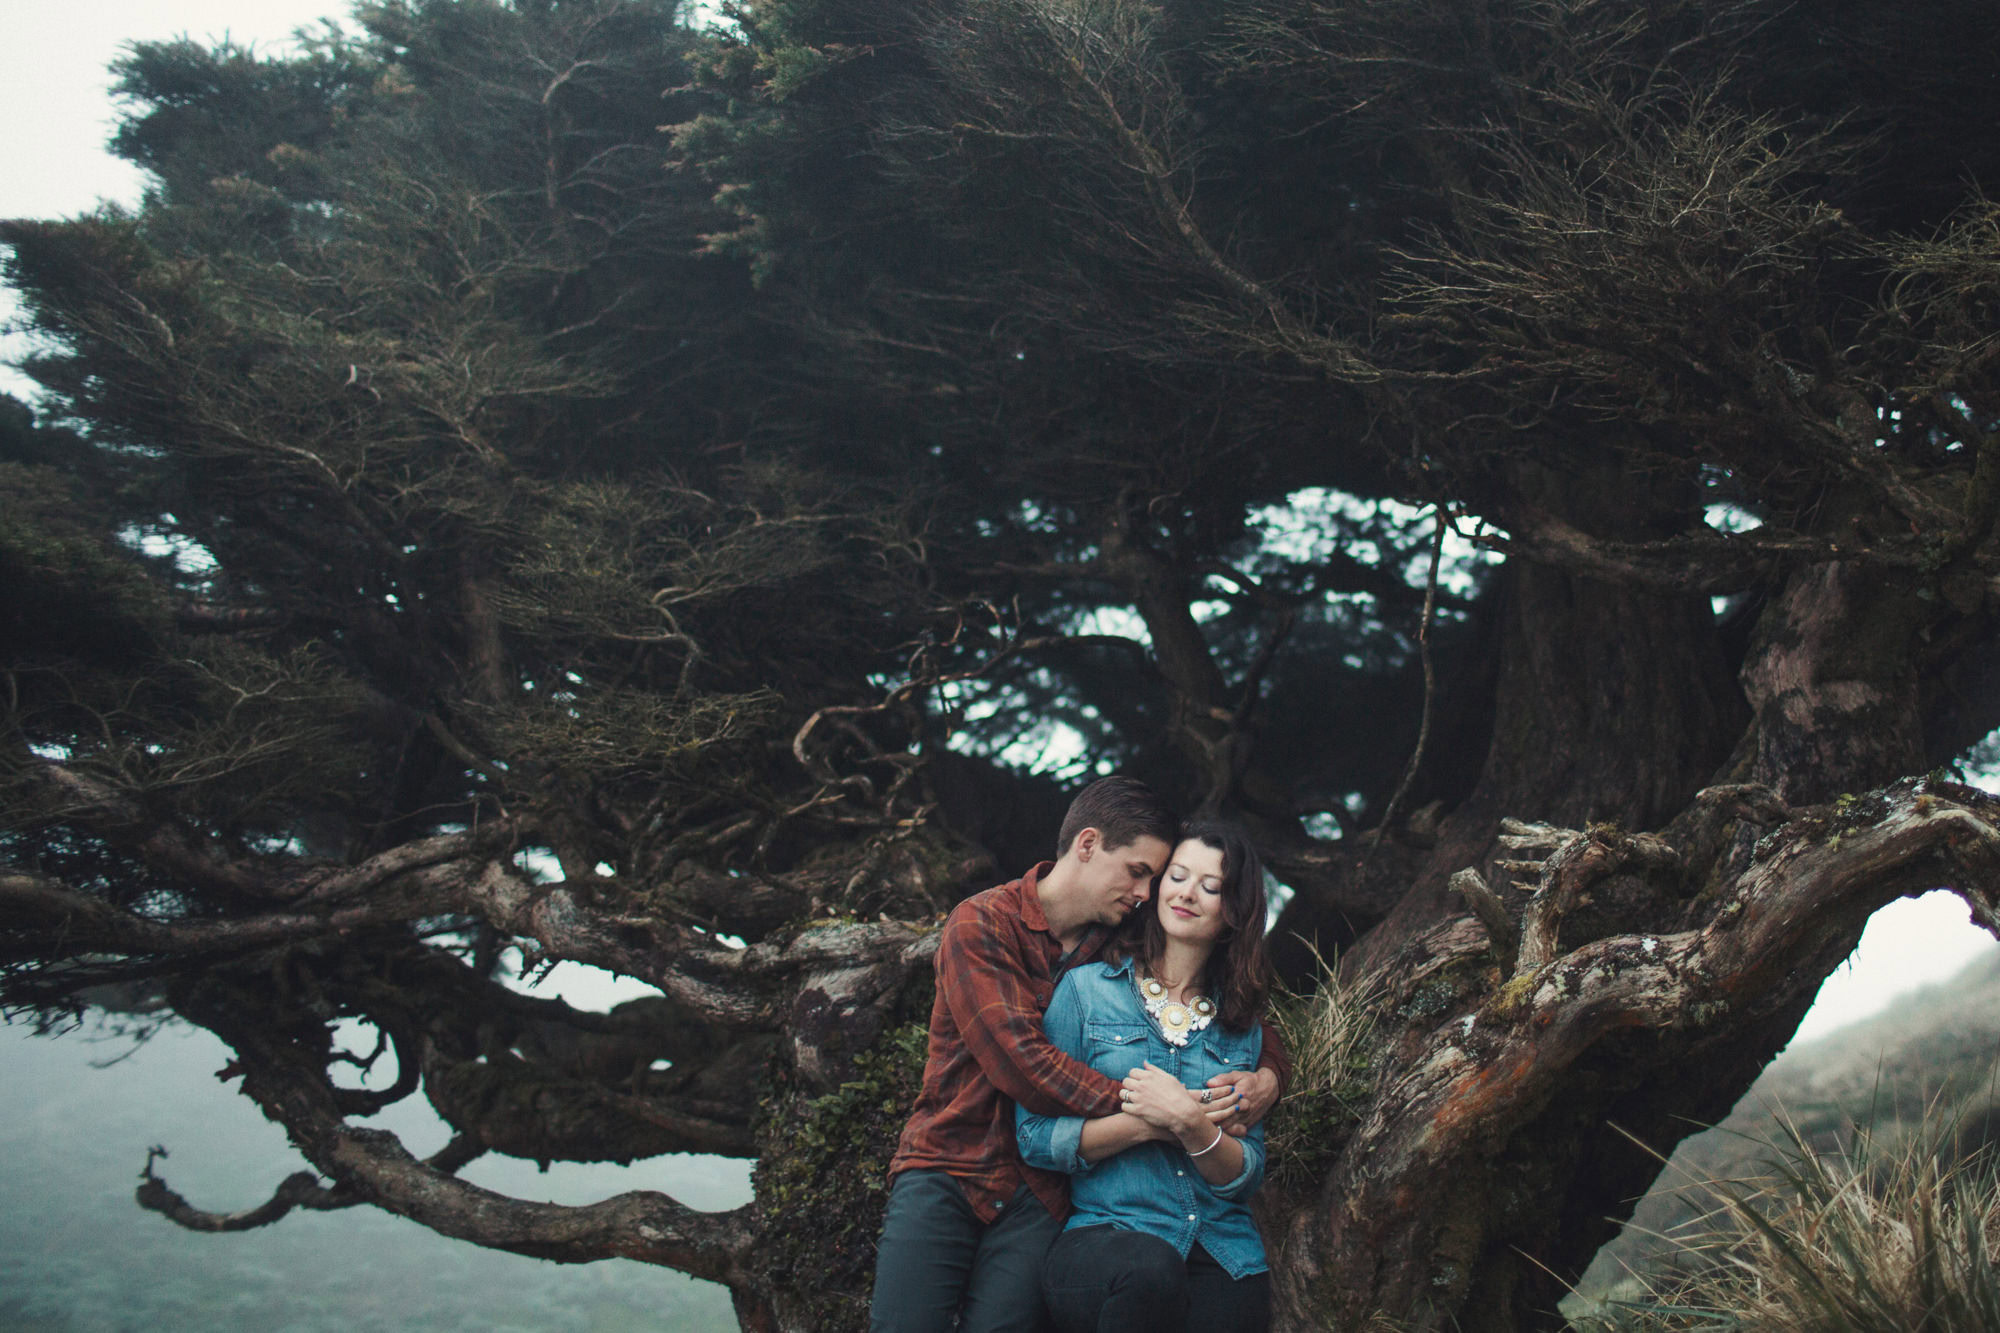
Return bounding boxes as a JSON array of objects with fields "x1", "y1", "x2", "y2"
[
  {"x1": 1571, "y1": 1113, "x2": 2000, "y2": 1331},
  {"x1": 1264, "y1": 948, "x2": 1381, "y2": 1188}
]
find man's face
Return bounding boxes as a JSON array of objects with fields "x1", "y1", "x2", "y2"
[{"x1": 1075, "y1": 831, "x2": 1172, "y2": 927}]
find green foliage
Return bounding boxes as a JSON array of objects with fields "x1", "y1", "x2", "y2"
[
  {"x1": 0, "y1": 461, "x2": 170, "y2": 669},
  {"x1": 749, "y1": 1021, "x2": 931, "y2": 1332},
  {"x1": 142, "y1": 641, "x2": 379, "y2": 829},
  {"x1": 108, "y1": 29, "x2": 380, "y2": 208},
  {"x1": 0, "y1": 0, "x2": 937, "y2": 887},
  {"x1": 478, "y1": 681, "x2": 779, "y2": 784}
]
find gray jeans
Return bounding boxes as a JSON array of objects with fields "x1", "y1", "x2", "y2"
[{"x1": 869, "y1": 1169, "x2": 1060, "y2": 1333}]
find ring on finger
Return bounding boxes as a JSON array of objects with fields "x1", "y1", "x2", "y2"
[{"x1": 1199, "y1": 1089, "x2": 1214, "y2": 1104}]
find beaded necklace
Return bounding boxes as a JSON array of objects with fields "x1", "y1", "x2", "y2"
[{"x1": 1136, "y1": 972, "x2": 1216, "y2": 1046}]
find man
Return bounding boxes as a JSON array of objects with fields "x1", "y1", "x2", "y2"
[{"x1": 871, "y1": 777, "x2": 1287, "y2": 1333}]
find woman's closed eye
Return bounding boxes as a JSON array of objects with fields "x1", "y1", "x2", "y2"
[{"x1": 1166, "y1": 865, "x2": 1222, "y2": 892}]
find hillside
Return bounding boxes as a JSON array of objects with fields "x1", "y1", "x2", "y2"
[{"x1": 1575, "y1": 945, "x2": 2000, "y2": 1307}]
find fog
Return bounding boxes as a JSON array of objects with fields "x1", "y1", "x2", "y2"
[{"x1": 0, "y1": 1017, "x2": 745, "y2": 1331}]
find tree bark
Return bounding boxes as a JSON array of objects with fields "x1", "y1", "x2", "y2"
[
  {"x1": 1265, "y1": 777, "x2": 2000, "y2": 1331},
  {"x1": 1246, "y1": 535, "x2": 1988, "y2": 1330}
]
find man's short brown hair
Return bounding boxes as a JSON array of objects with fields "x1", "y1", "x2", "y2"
[{"x1": 1055, "y1": 776, "x2": 1176, "y2": 858}]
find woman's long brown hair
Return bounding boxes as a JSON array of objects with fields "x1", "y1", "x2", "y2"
[{"x1": 1109, "y1": 820, "x2": 1272, "y2": 1031}]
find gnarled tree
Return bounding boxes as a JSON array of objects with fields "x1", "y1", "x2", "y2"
[{"x1": 7, "y1": 0, "x2": 2000, "y2": 1328}]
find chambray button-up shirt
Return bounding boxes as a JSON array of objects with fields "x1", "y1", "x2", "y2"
[{"x1": 1015, "y1": 956, "x2": 1268, "y2": 1279}]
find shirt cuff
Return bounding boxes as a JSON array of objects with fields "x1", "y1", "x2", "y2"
[
  {"x1": 1050, "y1": 1114, "x2": 1093, "y2": 1174},
  {"x1": 1209, "y1": 1146, "x2": 1258, "y2": 1200}
]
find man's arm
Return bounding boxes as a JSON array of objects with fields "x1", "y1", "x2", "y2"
[
  {"x1": 939, "y1": 907, "x2": 1122, "y2": 1119},
  {"x1": 1257, "y1": 1015, "x2": 1292, "y2": 1096},
  {"x1": 1019, "y1": 980, "x2": 1158, "y2": 1172},
  {"x1": 1206, "y1": 1017, "x2": 1289, "y2": 1134}
]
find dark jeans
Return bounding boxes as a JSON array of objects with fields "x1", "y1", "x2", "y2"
[
  {"x1": 1040, "y1": 1225, "x2": 1272, "y2": 1333},
  {"x1": 869, "y1": 1169, "x2": 1061, "y2": 1333}
]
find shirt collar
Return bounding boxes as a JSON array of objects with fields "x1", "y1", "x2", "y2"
[
  {"x1": 1099, "y1": 952, "x2": 1137, "y2": 978},
  {"x1": 1016, "y1": 861, "x2": 1057, "y2": 934}
]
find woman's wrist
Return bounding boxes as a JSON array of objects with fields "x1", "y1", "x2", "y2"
[{"x1": 1173, "y1": 1118, "x2": 1216, "y2": 1151}]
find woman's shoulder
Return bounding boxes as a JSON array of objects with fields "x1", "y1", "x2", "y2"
[
  {"x1": 1056, "y1": 959, "x2": 1123, "y2": 991},
  {"x1": 1053, "y1": 959, "x2": 1136, "y2": 1005}
]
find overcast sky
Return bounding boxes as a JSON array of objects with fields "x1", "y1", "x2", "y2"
[
  {"x1": 2, "y1": 1, "x2": 351, "y2": 392},
  {"x1": 5, "y1": 2, "x2": 356, "y2": 218},
  {"x1": 4, "y1": 1, "x2": 1997, "y2": 1043}
]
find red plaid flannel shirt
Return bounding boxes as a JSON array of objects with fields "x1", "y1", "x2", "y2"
[{"x1": 889, "y1": 862, "x2": 1292, "y2": 1223}]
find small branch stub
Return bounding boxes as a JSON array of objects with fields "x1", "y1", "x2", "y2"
[{"x1": 1449, "y1": 867, "x2": 1519, "y2": 972}]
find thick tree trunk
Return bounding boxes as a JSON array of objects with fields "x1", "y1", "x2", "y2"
[
  {"x1": 1346, "y1": 560, "x2": 1747, "y2": 975},
  {"x1": 1259, "y1": 550, "x2": 1972, "y2": 1330}
]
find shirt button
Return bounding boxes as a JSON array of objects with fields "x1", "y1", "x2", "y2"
[
  {"x1": 1176, "y1": 1170, "x2": 1184, "y2": 1177},
  {"x1": 1187, "y1": 1214, "x2": 1197, "y2": 1222},
  {"x1": 993, "y1": 1201, "x2": 1004, "y2": 1211}
]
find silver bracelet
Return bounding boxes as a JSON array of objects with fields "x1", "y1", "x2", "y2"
[{"x1": 1187, "y1": 1128, "x2": 1225, "y2": 1158}]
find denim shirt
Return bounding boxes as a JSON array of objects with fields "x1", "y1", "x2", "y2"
[{"x1": 1015, "y1": 957, "x2": 1267, "y2": 1278}]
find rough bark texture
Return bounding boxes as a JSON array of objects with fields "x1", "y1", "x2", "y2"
[{"x1": 1266, "y1": 778, "x2": 2000, "y2": 1330}]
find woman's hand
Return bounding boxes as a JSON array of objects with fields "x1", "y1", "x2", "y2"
[
  {"x1": 1211, "y1": 1066, "x2": 1278, "y2": 1137},
  {"x1": 1119, "y1": 1063, "x2": 1241, "y2": 1139}
]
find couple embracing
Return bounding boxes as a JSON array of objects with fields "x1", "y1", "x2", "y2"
[{"x1": 870, "y1": 777, "x2": 1286, "y2": 1333}]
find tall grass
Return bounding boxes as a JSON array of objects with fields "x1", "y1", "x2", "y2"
[
  {"x1": 1571, "y1": 1115, "x2": 2000, "y2": 1332},
  {"x1": 1264, "y1": 951, "x2": 1380, "y2": 1188}
]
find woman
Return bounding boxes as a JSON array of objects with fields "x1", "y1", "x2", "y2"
[{"x1": 1016, "y1": 821, "x2": 1274, "y2": 1333}]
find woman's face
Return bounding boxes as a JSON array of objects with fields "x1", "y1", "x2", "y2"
[{"x1": 1157, "y1": 837, "x2": 1229, "y2": 947}]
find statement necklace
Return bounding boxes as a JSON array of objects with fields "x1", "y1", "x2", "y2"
[{"x1": 1138, "y1": 973, "x2": 1216, "y2": 1046}]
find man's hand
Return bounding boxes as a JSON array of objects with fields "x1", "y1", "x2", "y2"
[{"x1": 1209, "y1": 1065, "x2": 1278, "y2": 1137}]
